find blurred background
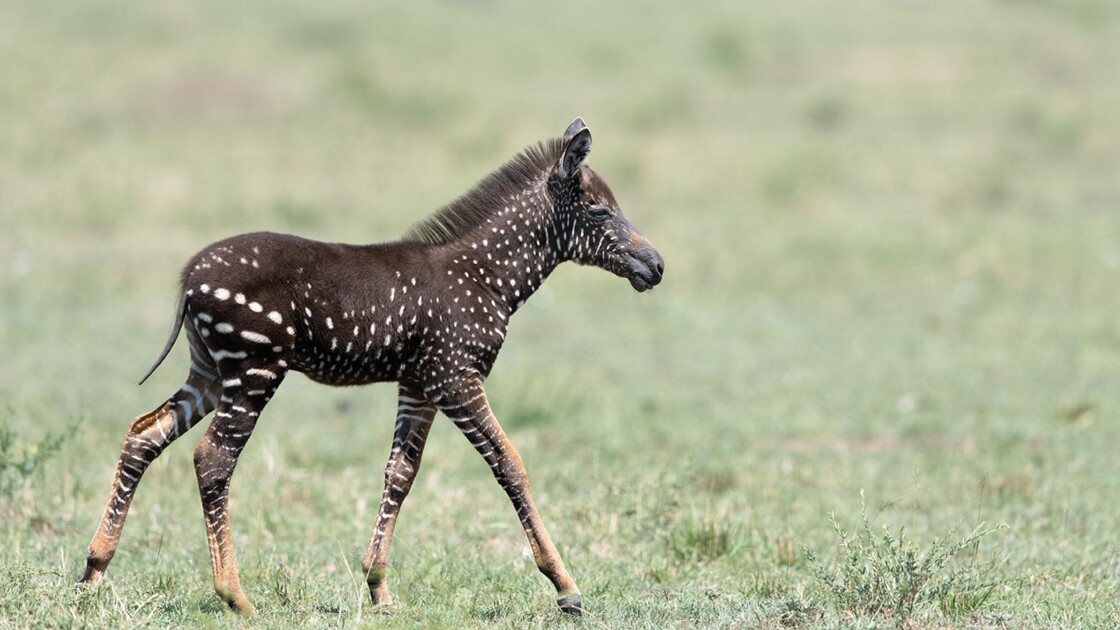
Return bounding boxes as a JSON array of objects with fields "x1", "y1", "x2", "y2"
[{"x1": 1, "y1": 1, "x2": 1118, "y2": 626}]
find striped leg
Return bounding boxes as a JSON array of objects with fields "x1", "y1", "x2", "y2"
[
  {"x1": 80, "y1": 357, "x2": 221, "y2": 585},
  {"x1": 193, "y1": 362, "x2": 285, "y2": 615},
  {"x1": 440, "y1": 379, "x2": 582, "y2": 615},
  {"x1": 362, "y1": 386, "x2": 436, "y2": 606}
]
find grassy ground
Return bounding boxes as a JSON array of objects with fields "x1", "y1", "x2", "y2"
[{"x1": 2, "y1": 0, "x2": 1119, "y2": 627}]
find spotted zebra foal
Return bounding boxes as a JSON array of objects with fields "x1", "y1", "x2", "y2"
[{"x1": 79, "y1": 118, "x2": 663, "y2": 616}]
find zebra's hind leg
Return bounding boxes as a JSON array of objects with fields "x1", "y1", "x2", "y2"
[
  {"x1": 192, "y1": 361, "x2": 285, "y2": 615},
  {"x1": 361, "y1": 386, "x2": 436, "y2": 607},
  {"x1": 79, "y1": 359, "x2": 221, "y2": 585}
]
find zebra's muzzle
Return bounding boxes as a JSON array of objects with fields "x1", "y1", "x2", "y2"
[{"x1": 626, "y1": 245, "x2": 664, "y2": 292}]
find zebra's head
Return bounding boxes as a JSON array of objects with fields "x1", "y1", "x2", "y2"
[{"x1": 549, "y1": 118, "x2": 665, "y2": 292}]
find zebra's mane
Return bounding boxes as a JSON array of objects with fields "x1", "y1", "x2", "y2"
[{"x1": 402, "y1": 138, "x2": 564, "y2": 246}]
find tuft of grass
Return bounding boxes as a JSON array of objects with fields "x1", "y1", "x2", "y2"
[
  {"x1": 804, "y1": 492, "x2": 1010, "y2": 623},
  {"x1": 776, "y1": 532, "x2": 799, "y2": 567},
  {"x1": 775, "y1": 595, "x2": 824, "y2": 628},
  {"x1": 669, "y1": 510, "x2": 747, "y2": 563}
]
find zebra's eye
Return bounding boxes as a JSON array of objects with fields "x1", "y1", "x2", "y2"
[{"x1": 588, "y1": 206, "x2": 612, "y2": 221}]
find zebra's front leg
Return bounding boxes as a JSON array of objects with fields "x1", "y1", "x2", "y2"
[
  {"x1": 440, "y1": 380, "x2": 583, "y2": 616},
  {"x1": 80, "y1": 365, "x2": 220, "y2": 585},
  {"x1": 362, "y1": 386, "x2": 436, "y2": 607},
  {"x1": 192, "y1": 364, "x2": 284, "y2": 615}
]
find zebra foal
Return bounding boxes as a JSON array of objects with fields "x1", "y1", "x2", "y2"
[{"x1": 79, "y1": 118, "x2": 664, "y2": 616}]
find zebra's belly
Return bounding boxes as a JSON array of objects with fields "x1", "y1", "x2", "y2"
[{"x1": 288, "y1": 341, "x2": 415, "y2": 386}]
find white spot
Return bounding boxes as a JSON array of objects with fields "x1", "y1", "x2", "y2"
[
  {"x1": 215, "y1": 323, "x2": 234, "y2": 334},
  {"x1": 240, "y1": 330, "x2": 271, "y2": 344},
  {"x1": 199, "y1": 284, "x2": 211, "y2": 294},
  {"x1": 246, "y1": 368, "x2": 278, "y2": 380},
  {"x1": 267, "y1": 311, "x2": 283, "y2": 323},
  {"x1": 326, "y1": 317, "x2": 334, "y2": 329},
  {"x1": 211, "y1": 349, "x2": 247, "y2": 361},
  {"x1": 213, "y1": 288, "x2": 230, "y2": 300},
  {"x1": 249, "y1": 302, "x2": 263, "y2": 312}
]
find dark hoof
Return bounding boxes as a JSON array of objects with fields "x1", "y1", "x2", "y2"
[
  {"x1": 78, "y1": 560, "x2": 106, "y2": 585},
  {"x1": 557, "y1": 594, "x2": 583, "y2": 616}
]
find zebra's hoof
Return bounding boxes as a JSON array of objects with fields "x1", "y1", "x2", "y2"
[
  {"x1": 557, "y1": 593, "x2": 583, "y2": 616},
  {"x1": 78, "y1": 557, "x2": 108, "y2": 585}
]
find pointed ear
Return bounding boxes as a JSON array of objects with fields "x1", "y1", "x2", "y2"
[
  {"x1": 563, "y1": 117, "x2": 587, "y2": 143},
  {"x1": 558, "y1": 126, "x2": 592, "y2": 179}
]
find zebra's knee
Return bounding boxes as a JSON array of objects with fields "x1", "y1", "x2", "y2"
[
  {"x1": 192, "y1": 436, "x2": 219, "y2": 483},
  {"x1": 383, "y1": 459, "x2": 417, "y2": 497}
]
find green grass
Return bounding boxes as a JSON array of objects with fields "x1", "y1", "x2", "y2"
[
  {"x1": 804, "y1": 492, "x2": 1011, "y2": 623},
  {"x1": 2, "y1": 0, "x2": 1120, "y2": 627}
]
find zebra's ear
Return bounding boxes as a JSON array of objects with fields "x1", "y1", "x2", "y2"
[
  {"x1": 563, "y1": 117, "x2": 587, "y2": 143},
  {"x1": 559, "y1": 122, "x2": 592, "y2": 179}
]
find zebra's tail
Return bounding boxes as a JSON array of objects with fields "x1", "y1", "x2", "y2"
[{"x1": 137, "y1": 292, "x2": 187, "y2": 386}]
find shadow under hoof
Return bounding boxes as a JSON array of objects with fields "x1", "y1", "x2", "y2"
[{"x1": 557, "y1": 594, "x2": 583, "y2": 616}]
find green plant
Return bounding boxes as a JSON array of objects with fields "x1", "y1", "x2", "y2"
[
  {"x1": 270, "y1": 560, "x2": 308, "y2": 611},
  {"x1": 804, "y1": 492, "x2": 1009, "y2": 623},
  {"x1": 776, "y1": 595, "x2": 824, "y2": 628},
  {"x1": 0, "y1": 420, "x2": 77, "y2": 500}
]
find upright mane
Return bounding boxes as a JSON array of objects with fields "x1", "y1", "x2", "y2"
[{"x1": 402, "y1": 138, "x2": 564, "y2": 246}]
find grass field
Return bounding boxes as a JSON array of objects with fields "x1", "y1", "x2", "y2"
[{"x1": 2, "y1": 1, "x2": 1119, "y2": 627}]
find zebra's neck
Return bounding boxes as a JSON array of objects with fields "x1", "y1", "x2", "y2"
[{"x1": 439, "y1": 185, "x2": 562, "y2": 317}]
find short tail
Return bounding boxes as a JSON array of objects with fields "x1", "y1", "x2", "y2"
[{"x1": 138, "y1": 292, "x2": 188, "y2": 386}]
